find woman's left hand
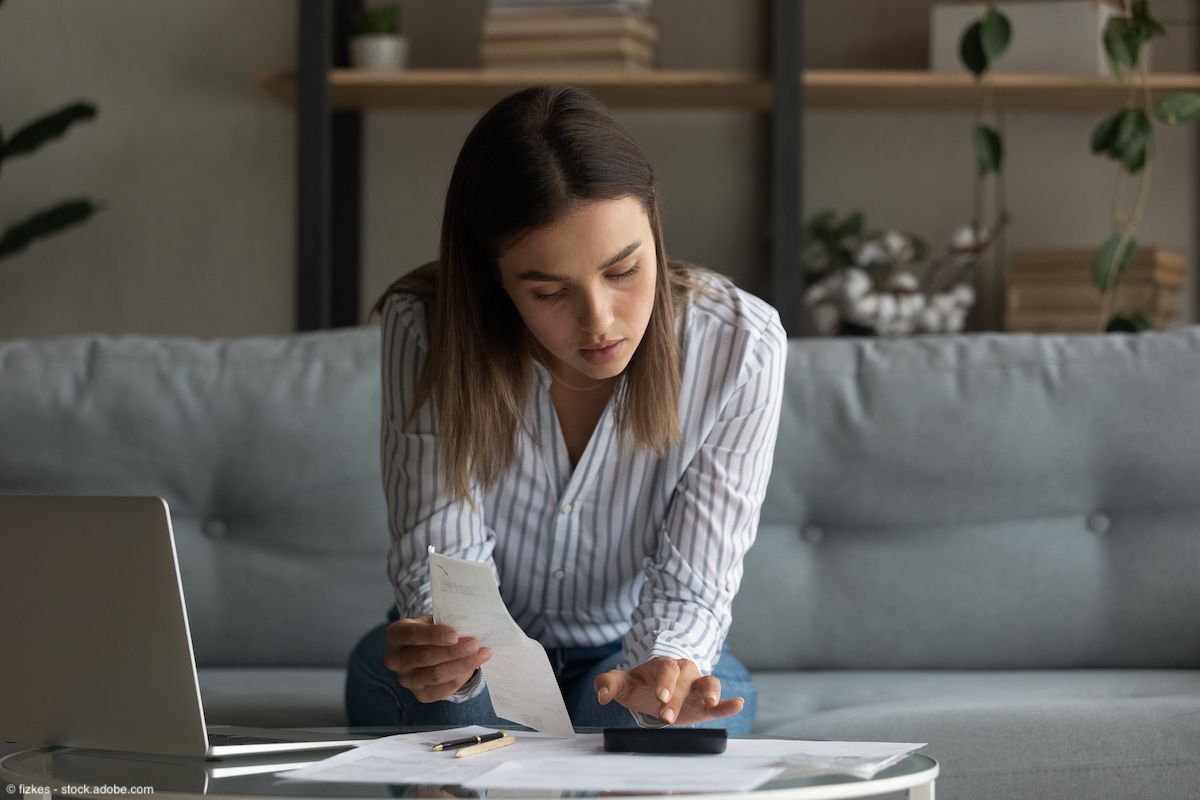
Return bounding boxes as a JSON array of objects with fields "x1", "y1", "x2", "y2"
[{"x1": 594, "y1": 656, "x2": 744, "y2": 726}]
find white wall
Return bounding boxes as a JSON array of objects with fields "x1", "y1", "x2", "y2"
[
  {"x1": 0, "y1": 0, "x2": 1195, "y2": 338},
  {"x1": 0, "y1": 0, "x2": 296, "y2": 337}
]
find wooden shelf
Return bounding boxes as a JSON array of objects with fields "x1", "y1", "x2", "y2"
[
  {"x1": 257, "y1": 68, "x2": 772, "y2": 109},
  {"x1": 257, "y1": 68, "x2": 1200, "y2": 113},
  {"x1": 806, "y1": 70, "x2": 1200, "y2": 112}
]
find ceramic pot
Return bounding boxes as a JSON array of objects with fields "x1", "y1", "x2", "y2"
[{"x1": 350, "y1": 34, "x2": 408, "y2": 71}]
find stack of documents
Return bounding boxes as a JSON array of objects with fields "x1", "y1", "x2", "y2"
[{"x1": 277, "y1": 726, "x2": 926, "y2": 792}]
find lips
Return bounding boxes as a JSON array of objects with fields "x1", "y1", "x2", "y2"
[{"x1": 581, "y1": 340, "x2": 622, "y2": 351}]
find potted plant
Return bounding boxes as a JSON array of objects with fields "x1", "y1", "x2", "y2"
[{"x1": 350, "y1": 4, "x2": 407, "y2": 72}]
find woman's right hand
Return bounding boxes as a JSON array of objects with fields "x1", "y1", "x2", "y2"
[{"x1": 383, "y1": 614, "x2": 494, "y2": 702}]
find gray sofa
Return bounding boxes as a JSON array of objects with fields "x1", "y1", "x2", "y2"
[{"x1": 2, "y1": 324, "x2": 1199, "y2": 799}]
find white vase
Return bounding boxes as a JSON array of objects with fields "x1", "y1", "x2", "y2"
[{"x1": 351, "y1": 34, "x2": 408, "y2": 71}]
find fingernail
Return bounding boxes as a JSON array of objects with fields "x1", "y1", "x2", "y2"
[
  {"x1": 662, "y1": 708, "x2": 675, "y2": 723},
  {"x1": 657, "y1": 689, "x2": 670, "y2": 703},
  {"x1": 442, "y1": 632, "x2": 457, "y2": 644},
  {"x1": 706, "y1": 693, "x2": 718, "y2": 706},
  {"x1": 480, "y1": 648, "x2": 493, "y2": 661},
  {"x1": 460, "y1": 639, "x2": 479, "y2": 654},
  {"x1": 597, "y1": 687, "x2": 609, "y2": 701}
]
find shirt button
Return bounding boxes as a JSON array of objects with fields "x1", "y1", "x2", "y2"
[
  {"x1": 560, "y1": 502, "x2": 572, "y2": 515},
  {"x1": 553, "y1": 568, "x2": 566, "y2": 579},
  {"x1": 725, "y1": 579, "x2": 736, "y2": 592}
]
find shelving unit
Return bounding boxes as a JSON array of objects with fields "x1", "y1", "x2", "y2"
[
  {"x1": 273, "y1": 1, "x2": 1198, "y2": 333},
  {"x1": 281, "y1": 0, "x2": 803, "y2": 333}
]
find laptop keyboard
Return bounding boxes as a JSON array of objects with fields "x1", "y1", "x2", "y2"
[{"x1": 207, "y1": 733, "x2": 295, "y2": 746}]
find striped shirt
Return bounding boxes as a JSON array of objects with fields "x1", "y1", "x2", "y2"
[{"x1": 380, "y1": 272, "x2": 787, "y2": 709}]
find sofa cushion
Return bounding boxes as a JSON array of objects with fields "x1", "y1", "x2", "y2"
[
  {"x1": 0, "y1": 330, "x2": 395, "y2": 668},
  {"x1": 197, "y1": 667, "x2": 349, "y2": 728},
  {"x1": 742, "y1": 329, "x2": 1200, "y2": 670},
  {"x1": 757, "y1": 670, "x2": 1200, "y2": 800}
]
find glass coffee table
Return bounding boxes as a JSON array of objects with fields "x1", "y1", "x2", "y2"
[{"x1": 0, "y1": 727, "x2": 938, "y2": 800}]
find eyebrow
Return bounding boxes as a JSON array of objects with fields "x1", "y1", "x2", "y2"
[{"x1": 515, "y1": 241, "x2": 642, "y2": 282}]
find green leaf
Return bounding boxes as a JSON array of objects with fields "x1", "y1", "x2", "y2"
[
  {"x1": 1090, "y1": 110, "x2": 1124, "y2": 153},
  {"x1": 981, "y1": 8, "x2": 1012, "y2": 62},
  {"x1": 1103, "y1": 17, "x2": 1139, "y2": 72},
  {"x1": 1105, "y1": 311, "x2": 1153, "y2": 333},
  {"x1": 0, "y1": 199, "x2": 99, "y2": 262},
  {"x1": 1114, "y1": 109, "x2": 1152, "y2": 172},
  {"x1": 960, "y1": 21, "x2": 988, "y2": 78},
  {"x1": 1092, "y1": 232, "x2": 1138, "y2": 292},
  {"x1": 1154, "y1": 92, "x2": 1200, "y2": 125},
  {"x1": 974, "y1": 124, "x2": 1003, "y2": 174},
  {"x1": 0, "y1": 102, "x2": 97, "y2": 162},
  {"x1": 1093, "y1": 109, "x2": 1153, "y2": 171},
  {"x1": 1130, "y1": 0, "x2": 1167, "y2": 37}
]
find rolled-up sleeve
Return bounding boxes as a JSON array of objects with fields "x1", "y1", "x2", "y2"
[
  {"x1": 621, "y1": 309, "x2": 787, "y2": 710},
  {"x1": 380, "y1": 294, "x2": 498, "y2": 701}
]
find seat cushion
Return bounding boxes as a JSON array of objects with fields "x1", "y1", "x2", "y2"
[
  {"x1": 756, "y1": 670, "x2": 1200, "y2": 800},
  {"x1": 198, "y1": 667, "x2": 349, "y2": 728}
]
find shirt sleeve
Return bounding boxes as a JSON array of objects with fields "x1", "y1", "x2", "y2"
[
  {"x1": 620, "y1": 309, "x2": 787, "y2": 725},
  {"x1": 380, "y1": 294, "x2": 498, "y2": 703}
]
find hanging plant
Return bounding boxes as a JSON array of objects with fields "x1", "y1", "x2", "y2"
[{"x1": 1090, "y1": 0, "x2": 1200, "y2": 332}]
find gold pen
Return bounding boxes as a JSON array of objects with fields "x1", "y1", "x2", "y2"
[{"x1": 455, "y1": 732, "x2": 516, "y2": 758}]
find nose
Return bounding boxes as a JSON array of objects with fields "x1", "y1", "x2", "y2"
[{"x1": 578, "y1": 288, "x2": 615, "y2": 334}]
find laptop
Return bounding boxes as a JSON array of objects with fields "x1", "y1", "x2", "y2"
[{"x1": 0, "y1": 495, "x2": 373, "y2": 759}]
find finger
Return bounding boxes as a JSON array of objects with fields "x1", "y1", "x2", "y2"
[
  {"x1": 402, "y1": 648, "x2": 492, "y2": 693},
  {"x1": 657, "y1": 662, "x2": 698, "y2": 725},
  {"x1": 654, "y1": 658, "x2": 681, "y2": 705},
  {"x1": 705, "y1": 696, "x2": 745, "y2": 719},
  {"x1": 693, "y1": 674, "x2": 722, "y2": 708},
  {"x1": 594, "y1": 669, "x2": 628, "y2": 705},
  {"x1": 389, "y1": 637, "x2": 480, "y2": 673},
  {"x1": 386, "y1": 617, "x2": 460, "y2": 647},
  {"x1": 411, "y1": 675, "x2": 472, "y2": 704}
]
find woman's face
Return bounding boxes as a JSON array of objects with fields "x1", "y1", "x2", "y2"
[{"x1": 497, "y1": 196, "x2": 657, "y2": 384}]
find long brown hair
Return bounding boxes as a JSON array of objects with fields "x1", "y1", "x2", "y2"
[{"x1": 371, "y1": 85, "x2": 718, "y2": 506}]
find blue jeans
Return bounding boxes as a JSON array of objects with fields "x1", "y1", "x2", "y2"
[{"x1": 345, "y1": 607, "x2": 757, "y2": 735}]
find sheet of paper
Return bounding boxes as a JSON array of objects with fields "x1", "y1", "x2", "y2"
[
  {"x1": 727, "y1": 738, "x2": 928, "y2": 780},
  {"x1": 279, "y1": 727, "x2": 926, "y2": 789},
  {"x1": 462, "y1": 756, "x2": 785, "y2": 793},
  {"x1": 428, "y1": 550, "x2": 526, "y2": 648},
  {"x1": 277, "y1": 727, "x2": 502, "y2": 785},
  {"x1": 428, "y1": 550, "x2": 575, "y2": 737}
]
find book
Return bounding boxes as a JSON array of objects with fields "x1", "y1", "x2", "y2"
[
  {"x1": 482, "y1": 36, "x2": 654, "y2": 61},
  {"x1": 1009, "y1": 247, "x2": 1185, "y2": 275},
  {"x1": 489, "y1": 0, "x2": 651, "y2": 11},
  {"x1": 1006, "y1": 306, "x2": 1178, "y2": 333},
  {"x1": 482, "y1": 13, "x2": 660, "y2": 42},
  {"x1": 482, "y1": 57, "x2": 651, "y2": 71},
  {"x1": 1007, "y1": 285, "x2": 1177, "y2": 313},
  {"x1": 1008, "y1": 247, "x2": 1186, "y2": 292},
  {"x1": 491, "y1": 0, "x2": 649, "y2": 6}
]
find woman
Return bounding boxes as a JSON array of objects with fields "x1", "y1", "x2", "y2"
[{"x1": 345, "y1": 85, "x2": 786, "y2": 734}]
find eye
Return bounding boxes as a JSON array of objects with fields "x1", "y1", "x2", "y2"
[{"x1": 532, "y1": 263, "x2": 638, "y2": 302}]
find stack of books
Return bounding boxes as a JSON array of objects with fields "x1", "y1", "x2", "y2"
[
  {"x1": 480, "y1": 0, "x2": 660, "y2": 72},
  {"x1": 1005, "y1": 247, "x2": 1186, "y2": 332}
]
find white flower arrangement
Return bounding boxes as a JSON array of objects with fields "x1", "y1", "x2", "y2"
[{"x1": 803, "y1": 211, "x2": 1005, "y2": 337}]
